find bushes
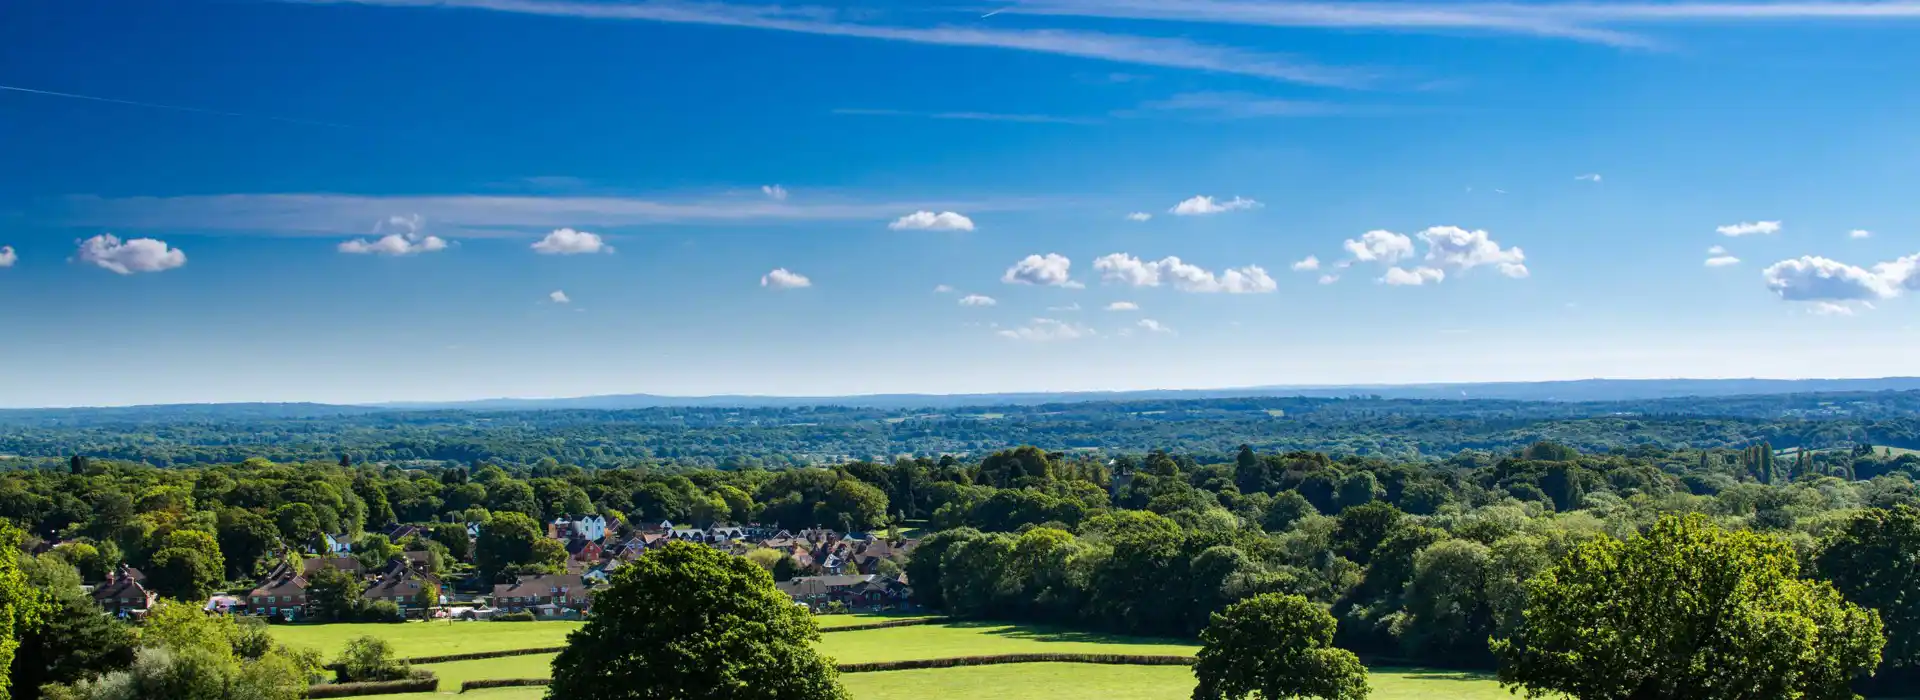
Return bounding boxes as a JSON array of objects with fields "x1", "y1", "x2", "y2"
[
  {"x1": 816, "y1": 617, "x2": 951, "y2": 633},
  {"x1": 460, "y1": 678, "x2": 551, "y2": 692},
  {"x1": 492, "y1": 611, "x2": 536, "y2": 622},
  {"x1": 400, "y1": 646, "x2": 565, "y2": 665},
  {"x1": 307, "y1": 675, "x2": 438, "y2": 698},
  {"x1": 334, "y1": 636, "x2": 409, "y2": 683}
]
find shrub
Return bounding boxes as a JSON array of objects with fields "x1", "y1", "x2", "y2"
[
  {"x1": 492, "y1": 611, "x2": 537, "y2": 622},
  {"x1": 335, "y1": 636, "x2": 410, "y2": 683},
  {"x1": 306, "y1": 676, "x2": 437, "y2": 698}
]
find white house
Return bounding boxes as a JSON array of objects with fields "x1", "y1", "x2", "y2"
[{"x1": 571, "y1": 515, "x2": 608, "y2": 541}]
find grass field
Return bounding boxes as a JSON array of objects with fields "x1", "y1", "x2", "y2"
[
  {"x1": 313, "y1": 619, "x2": 1514, "y2": 698},
  {"x1": 814, "y1": 613, "x2": 942, "y2": 629},
  {"x1": 270, "y1": 620, "x2": 582, "y2": 658}
]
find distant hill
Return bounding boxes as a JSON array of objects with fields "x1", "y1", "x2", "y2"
[{"x1": 373, "y1": 377, "x2": 1920, "y2": 411}]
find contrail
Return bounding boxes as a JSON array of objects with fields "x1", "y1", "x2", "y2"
[
  {"x1": 981, "y1": 8, "x2": 1004, "y2": 18},
  {"x1": 0, "y1": 84, "x2": 347, "y2": 128}
]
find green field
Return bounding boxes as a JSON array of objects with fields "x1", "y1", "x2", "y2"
[
  {"x1": 814, "y1": 613, "x2": 943, "y2": 629},
  {"x1": 270, "y1": 620, "x2": 582, "y2": 658},
  {"x1": 314, "y1": 619, "x2": 1511, "y2": 698}
]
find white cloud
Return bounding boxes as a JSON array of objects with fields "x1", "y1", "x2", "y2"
[
  {"x1": 549, "y1": 290, "x2": 571, "y2": 304},
  {"x1": 1717, "y1": 220, "x2": 1782, "y2": 237},
  {"x1": 1135, "y1": 91, "x2": 1344, "y2": 119},
  {"x1": 996, "y1": 318, "x2": 1094, "y2": 342},
  {"x1": 933, "y1": 284, "x2": 955, "y2": 293},
  {"x1": 889, "y1": 211, "x2": 975, "y2": 231},
  {"x1": 1381, "y1": 266, "x2": 1446, "y2": 286},
  {"x1": 0, "y1": 246, "x2": 14, "y2": 268},
  {"x1": 1708, "y1": 245, "x2": 1728, "y2": 255},
  {"x1": 761, "y1": 184, "x2": 788, "y2": 201},
  {"x1": 1318, "y1": 274, "x2": 1339, "y2": 285},
  {"x1": 761, "y1": 268, "x2": 812, "y2": 289},
  {"x1": 326, "y1": 0, "x2": 1373, "y2": 87},
  {"x1": 1105, "y1": 301, "x2": 1139, "y2": 311},
  {"x1": 1291, "y1": 255, "x2": 1320, "y2": 271},
  {"x1": 959, "y1": 294, "x2": 998, "y2": 307},
  {"x1": 1126, "y1": 212, "x2": 1153, "y2": 222},
  {"x1": 1419, "y1": 226, "x2": 1529, "y2": 277},
  {"x1": 1575, "y1": 173, "x2": 1603, "y2": 182},
  {"x1": 531, "y1": 227, "x2": 612, "y2": 255},
  {"x1": 1169, "y1": 195, "x2": 1261, "y2": 216},
  {"x1": 75, "y1": 234, "x2": 186, "y2": 274},
  {"x1": 1810, "y1": 302, "x2": 1857, "y2": 316},
  {"x1": 1851, "y1": 229, "x2": 1873, "y2": 239},
  {"x1": 1002, "y1": 253, "x2": 1078, "y2": 287},
  {"x1": 339, "y1": 232, "x2": 449, "y2": 255},
  {"x1": 1762, "y1": 256, "x2": 1899, "y2": 302},
  {"x1": 1343, "y1": 230, "x2": 1415, "y2": 264},
  {"x1": 1092, "y1": 253, "x2": 1277, "y2": 293},
  {"x1": 1048, "y1": 302, "x2": 1082, "y2": 312},
  {"x1": 1705, "y1": 256, "x2": 1742, "y2": 267},
  {"x1": 1137, "y1": 318, "x2": 1175, "y2": 334}
]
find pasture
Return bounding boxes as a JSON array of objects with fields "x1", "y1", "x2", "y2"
[{"x1": 324, "y1": 618, "x2": 1517, "y2": 698}]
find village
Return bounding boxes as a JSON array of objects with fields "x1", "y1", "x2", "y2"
[{"x1": 87, "y1": 515, "x2": 919, "y2": 623}]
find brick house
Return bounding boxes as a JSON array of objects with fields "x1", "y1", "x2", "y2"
[
  {"x1": 564, "y1": 537, "x2": 604, "y2": 563},
  {"x1": 362, "y1": 561, "x2": 439, "y2": 618},
  {"x1": 246, "y1": 569, "x2": 310, "y2": 620},
  {"x1": 301, "y1": 556, "x2": 365, "y2": 577},
  {"x1": 490, "y1": 574, "x2": 589, "y2": 615},
  {"x1": 92, "y1": 565, "x2": 155, "y2": 618}
]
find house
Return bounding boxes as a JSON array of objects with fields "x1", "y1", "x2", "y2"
[
  {"x1": 707, "y1": 524, "x2": 746, "y2": 541},
  {"x1": 465, "y1": 523, "x2": 482, "y2": 539},
  {"x1": 92, "y1": 565, "x2": 156, "y2": 618},
  {"x1": 564, "y1": 537, "x2": 604, "y2": 563},
  {"x1": 668, "y1": 525, "x2": 705, "y2": 541},
  {"x1": 776, "y1": 574, "x2": 908, "y2": 611},
  {"x1": 245, "y1": 569, "x2": 309, "y2": 621},
  {"x1": 362, "y1": 561, "x2": 439, "y2": 618},
  {"x1": 317, "y1": 533, "x2": 352, "y2": 555},
  {"x1": 381, "y1": 524, "x2": 425, "y2": 542},
  {"x1": 490, "y1": 574, "x2": 589, "y2": 615},
  {"x1": 301, "y1": 556, "x2": 365, "y2": 577},
  {"x1": 582, "y1": 558, "x2": 623, "y2": 584},
  {"x1": 570, "y1": 515, "x2": 609, "y2": 541},
  {"x1": 402, "y1": 550, "x2": 436, "y2": 574}
]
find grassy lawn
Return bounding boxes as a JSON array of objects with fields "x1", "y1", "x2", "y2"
[
  {"x1": 817, "y1": 621, "x2": 1196, "y2": 664},
  {"x1": 415, "y1": 653, "x2": 559, "y2": 691},
  {"x1": 270, "y1": 620, "x2": 582, "y2": 658},
  {"x1": 843, "y1": 663, "x2": 1512, "y2": 700}
]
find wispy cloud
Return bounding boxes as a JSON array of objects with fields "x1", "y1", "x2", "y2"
[
  {"x1": 832, "y1": 108, "x2": 1098, "y2": 125},
  {"x1": 1717, "y1": 220, "x2": 1782, "y2": 237},
  {"x1": 1129, "y1": 91, "x2": 1349, "y2": 119},
  {"x1": 0, "y1": 84, "x2": 348, "y2": 127},
  {"x1": 303, "y1": 0, "x2": 1375, "y2": 87},
  {"x1": 959, "y1": 294, "x2": 998, "y2": 307},
  {"x1": 549, "y1": 290, "x2": 571, "y2": 304},
  {"x1": 62, "y1": 192, "x2": 1023, "y2": 236},
  {"x1": 1575, "y1": 173, "x2": 1604, "y2": 182},
  {"x1": 1006, "y1": 1, "x2": 1920, "y2": 49},
  {"x1": 761, "y1": 268, "x2": 813, "y2": 289}
]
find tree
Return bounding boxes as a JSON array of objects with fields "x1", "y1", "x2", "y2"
[
  {"x1": 1332, "y1": 502, "x2": 1401, "y2": 565},
  {"x1": 0, "y1": 525, "x2": 50, "y2": 700},
  {"x1": 352, "y1": 534, "x2": 400, "y2": 571},
  {"x1": 215, "y1": 509, "x2": 281, "y2": 580},
  {"x1": 1815, "y1": 505, "x2": 1919, "y2": 673},
  {"x1": 1495, "y1": 514, "x2": 1885, "y2": 700},
  {"x1": 272, "y1": 503, "x2": 322, "y2": 546},
  {"x1": 1192, "y1": 592, "x2": 1370, "y2": 700},
  {"x1": 904, "y1": 528, "x2": 982, "y2": 609},
  {"x1": 10, "y1": 553, "x2": 136, "y2": 700},
  {"x1": 144, "y1": 547, "x2": 221, "y2": 602},
  {"x1": 547, "y1": 541, "x2": 849, "y2": 700},
  {"x1": 475, "y1": 512, "x2": 560, "y2": 580},
  {"x1": 429, "y1": 523, "x2": 473, "y2": 563},
  {"x1": 334, "y1": 636, "x2": 408, "y2": 682},
  {"x1": 304, "y1": 567, "x2": 362, "y2": 623}
]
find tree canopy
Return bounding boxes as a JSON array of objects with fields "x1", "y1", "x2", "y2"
[{"x1": 1191, "y1": 592, "x2": 1369, "y2": 700}]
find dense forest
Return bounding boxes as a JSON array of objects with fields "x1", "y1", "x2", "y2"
[{"x1": 3, "y1": 390, "x2": 1920, "y2": 468}]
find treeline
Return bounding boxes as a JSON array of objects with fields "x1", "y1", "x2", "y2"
[
  {"x1": 901, "y1": 444, "x2": 1920, "y2": 690},
  {"x1": 6, "y1": 392, "x2": 1920, "y2": 467}
]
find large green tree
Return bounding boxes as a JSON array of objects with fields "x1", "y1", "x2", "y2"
[
  {"x1": 474, "y1": 512, "x2": 561, "y2": 580},
  {"x1": 546, "y1": 541, "x2": 848, "y2": 700},
  {"x1": 0, "y1": 524, "x2": 50, "y2": 700},
  {"x1": 1495, "y1": 514, "x2": 1885, "y2": 700},
  {"x1": 1191, "y1": 592, "x2": 1369, "y2": 700},
  {"x1": 10, "y1": 554, "x2": 136, "y2": 700},
  {"x1": 1815, "y1": 505, "x2": 1919, "y2": 674}
]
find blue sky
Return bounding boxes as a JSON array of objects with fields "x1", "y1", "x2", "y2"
[{"x1": 4, "y1": 0, "x2": 1920, "y2": 407}]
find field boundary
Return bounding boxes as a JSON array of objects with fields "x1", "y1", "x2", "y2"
[
  {"x1": 816, "y1": 616, "x2": 951, "y2": 633},
  {"x1": 307, "y1": 677, "x2": 440, "y2": 697},
  {"x1": 456, "y1": 653, "x2": 1198, "y2": 692}
]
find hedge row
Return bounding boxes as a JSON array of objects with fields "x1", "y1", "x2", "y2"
[
  {"x1": 307, "y1": 677, "x2": 440, "y2": 698},
  {"x1": 401, "y1": 646, "x2": 567, "y2": 665},
  {"x1": 834, "y1": 653, "x2": 1196, "y2": 673},
  {"x1": 817, "y1": 617, "x2": 952, "y2": 633},
  {"x1": 461, "y1": 678, "x2": 552, "y2": 692}
]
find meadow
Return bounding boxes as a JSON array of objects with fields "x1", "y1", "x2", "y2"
[{"x1": 298, "y1": 618, "x2": 1515, "y2": 698}]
